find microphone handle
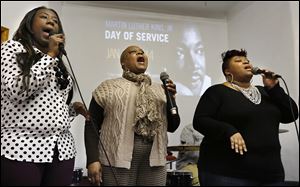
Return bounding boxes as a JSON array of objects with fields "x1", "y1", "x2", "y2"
[
  {"x1": 59, "y1": 43, "x2": 67, "y2": 56},
  {"x1": 263, "y1": 71, "x2": 281, "y2": 78},
  {"x1": 162, "y1": 79, "x2": 177, "y2": 115}
]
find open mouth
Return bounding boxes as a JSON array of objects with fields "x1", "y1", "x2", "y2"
[
  {"x1": 137, "y1": 57, "x2": 145, "y2": 63},
  {"x1": 42, "y1": 28, "x2": 53, "y2": 37},
  {"x1": 244, "y1": 65, "x2": 252, "y2": 71}
]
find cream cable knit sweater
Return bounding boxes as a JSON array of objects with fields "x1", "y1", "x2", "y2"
[{"x1": 92, "y1": 77, "x2": 168, "y2": 169}]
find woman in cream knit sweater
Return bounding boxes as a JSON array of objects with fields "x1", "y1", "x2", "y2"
[{"x1": 85, "y1": 45, "x2": 180, "y2": 186}]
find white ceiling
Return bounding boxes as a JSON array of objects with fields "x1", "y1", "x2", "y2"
[{"x1": 64, "y1": 1, "x2": 240, "y2": 19}]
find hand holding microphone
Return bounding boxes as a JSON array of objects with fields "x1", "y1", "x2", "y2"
[
  {"x1": 252, "y1": 66, "x2": 280, "y2": 88},
  {"x1": 160, "y1": 72, "x2": 178, "y2": 115},
  {"x1": 251, "y1": 67, "x2": 281, "y2": 78},
  {"x1": 48, "y1": 31, "x2": 66, "y2": 57}
]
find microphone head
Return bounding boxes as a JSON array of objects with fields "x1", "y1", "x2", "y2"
[
  {"x1": 48, "y1": 30, "x2": 56, "y2": 37},
  {"x1": 160, "y1": 72, "x2": 169, "y2": 81},
  {"x1": 251, "y1": 67, "x2": 262, "y2": 75}
]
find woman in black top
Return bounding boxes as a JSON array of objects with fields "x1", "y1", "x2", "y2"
[{"x1": 193, "y1": 49, "x2": 298, "y2": 186}]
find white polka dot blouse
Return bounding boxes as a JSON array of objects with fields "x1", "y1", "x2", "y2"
[{"x1": 1, "y1": 40, "x2": 78, "y2": 163}]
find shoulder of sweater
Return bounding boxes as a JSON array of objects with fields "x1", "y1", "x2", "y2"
[
  {"x1": 99, "y1": 77, "x2": 126, "y2": 85},
  {"x1": 206, "y1": 84, "x2": 226, "y2": 91},
  {"x1": 94, "y1": 77, "x2": 129, "y2": 91},
  {"x1": 200, "y1": 84, "x2": 230, "y2": 97}
]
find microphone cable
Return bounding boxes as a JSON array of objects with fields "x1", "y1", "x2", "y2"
[
  {"x1": 279, "y1": 77, "x2": 299, "y2": 144},
  {"x1": 62, "y1": 52, "x2": 120, "y2": 186}
]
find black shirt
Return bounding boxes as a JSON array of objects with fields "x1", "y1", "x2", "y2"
[{"x1": 193, "y1": 83, "x2": 298, "y2": 182}]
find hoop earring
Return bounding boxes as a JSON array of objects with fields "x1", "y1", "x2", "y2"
[{"x1": 226, "y1": 74, "x2": 234, "y2": 83}]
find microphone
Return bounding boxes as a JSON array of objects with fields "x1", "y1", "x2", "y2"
[
  {"x1": 251, "y1": 67, "x2": 281, "y2": 78},
  {"x1": 160, "y1": 72, "x2": 177, "y2": 115},
  {"x1": 49, "y1": 31, "x2": 67, "y2": 56}
]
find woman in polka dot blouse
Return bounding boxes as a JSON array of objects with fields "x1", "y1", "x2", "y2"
[{"x1": 1, "y1": 6, "x2": 90, "y2": 186}]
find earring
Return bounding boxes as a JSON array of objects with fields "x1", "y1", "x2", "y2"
[{"x1": 226, "y1": 74, "x2": 234, "y2": 83}]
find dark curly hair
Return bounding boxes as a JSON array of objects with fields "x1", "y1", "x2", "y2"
[{"x1": 221, "y1": 49, "x2": 247, "y2": 76}]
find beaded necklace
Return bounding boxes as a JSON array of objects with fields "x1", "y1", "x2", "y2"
[{"x1": 231, "y1": 82, "x2": 261, "y2": 104}]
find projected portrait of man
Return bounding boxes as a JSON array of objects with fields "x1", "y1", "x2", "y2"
[{"x1": 171, "y1": 25, "x2": 211, "y2": 96}]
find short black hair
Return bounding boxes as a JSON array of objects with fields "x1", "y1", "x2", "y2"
[{"x1": 221, "y1": 49, "x2": 247, "y2": 76}]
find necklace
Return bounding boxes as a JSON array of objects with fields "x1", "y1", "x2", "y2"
[{"x1": 231, "y1": 82, "x2": 261, "y2": 104}]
